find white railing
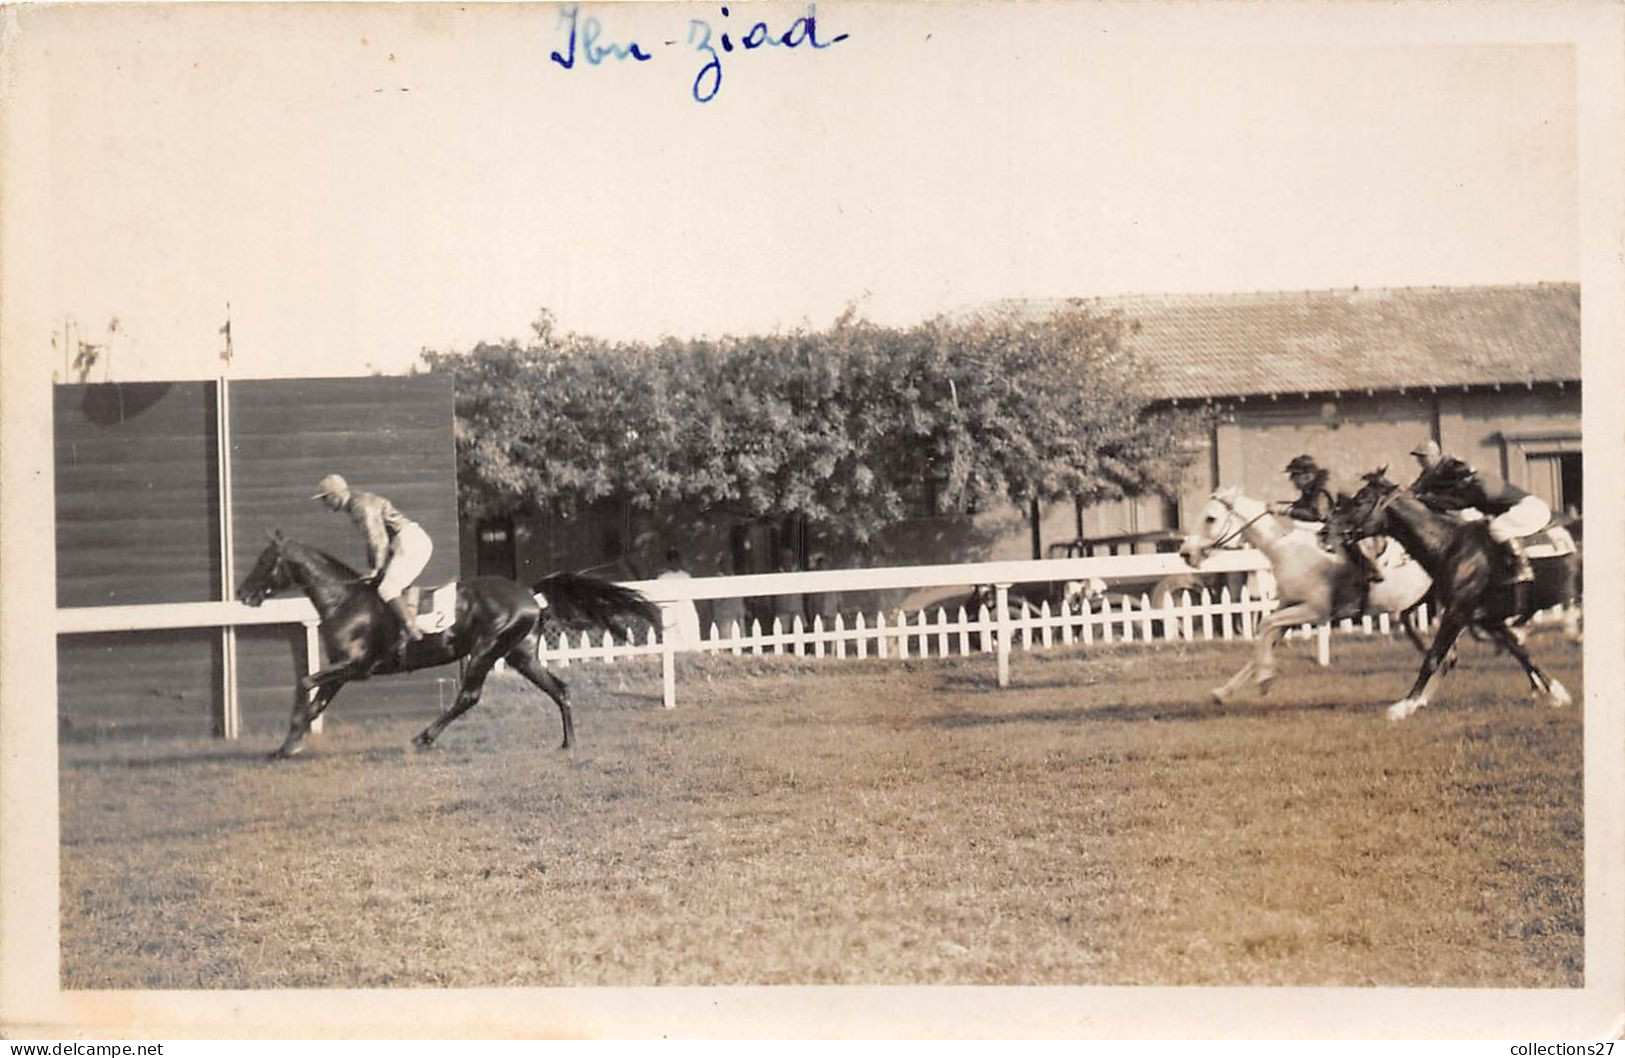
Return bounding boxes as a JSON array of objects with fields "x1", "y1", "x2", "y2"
[
  {"x1": 54, "y1": 596, "x2": 317, "y2": 633},
  {"x1": 56, "y1": 596, "x2": 325, "y2": 737}
]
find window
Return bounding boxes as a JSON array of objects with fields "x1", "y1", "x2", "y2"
[
  {"x1": 1525, "y1": 451, "x2": 1582, "y2": 515},
  {"x1": 475, "y1": 518, "x2": 516, "y2": 579},
  {"x1": 1503, "y1": 432, "x2": 1582, "y2": 517}
]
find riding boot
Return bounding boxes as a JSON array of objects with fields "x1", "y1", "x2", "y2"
[
  {"x1": 387, "y1": 595, "x2": 421, "y2": 661},
  {"x1": 1357, "y1": 545, "x2": 1384, "y2": 584},
  {"x1": 1342, "y1": 542, "x2": 1382, "y2": 590},
  {"x1": 1504, "y1": 536, "x2": 1534, "y2": 619}
]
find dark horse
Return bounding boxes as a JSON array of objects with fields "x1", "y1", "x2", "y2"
[
  {"x1": 237, "y1": 530, "x2": 660, "y2": 758},
  {"x1": 1324, "y1": 471, "x2": 1577, "y2": 722}
]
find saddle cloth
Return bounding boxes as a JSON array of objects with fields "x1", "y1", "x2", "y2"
[{"x1": 404, "y1": 582, "x2": 457, "y2": 635}]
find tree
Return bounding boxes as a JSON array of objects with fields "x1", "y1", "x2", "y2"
[{"x1": 422, "y1": 305, "x2": 1207, "y2": 543}]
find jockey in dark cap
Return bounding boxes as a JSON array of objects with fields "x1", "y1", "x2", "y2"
[
  {"x1": 1279, "y1": 454, "x2": 1384, "y2": 587},
  {"x1": 1281, "y1": 454, "x2": 1334, "y2": 522}
]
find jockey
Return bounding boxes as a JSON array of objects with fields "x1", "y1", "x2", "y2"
[
  {"x1": 1408, "y1": 438, "x2": 1444, "y2": 485},
  {"x1": 1409, "y1": 445, "x2": 1549, "y2": 610},
  {"x1": 1280, "y1": 454, "x2": 1334, "y2": 522},
  {"x1": 1281, "y1": 454, "x2": 1383, "y2": 586},
  {"x1": 312, "y1": 474, "x2": 434, "y2": 657}
]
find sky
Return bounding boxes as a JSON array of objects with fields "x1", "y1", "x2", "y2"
[{"x1": 3, "y1": 2, "x2": 1581, "y2": 381}]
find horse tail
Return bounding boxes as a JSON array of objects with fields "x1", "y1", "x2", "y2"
[{"x1": 532, "y1": 572, "x2": 662, "y2": 635}]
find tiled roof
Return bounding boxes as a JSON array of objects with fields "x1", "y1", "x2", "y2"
[{"x1": 987, "y1": 284, "x2": 1580, "y2": 401}]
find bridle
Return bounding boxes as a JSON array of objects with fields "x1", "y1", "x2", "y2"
[
  {"x1": 244, "y1": 542, "x2": 292, "y2": 603},
  {"x1": 1205, "y1": 493, "x2": 1273, "y2": 552},
  {"x1": 1338, "y1": 484, "x2": 1403, "y2": 543}
]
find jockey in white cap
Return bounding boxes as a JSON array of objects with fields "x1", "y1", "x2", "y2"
[
  {"x1": 312, "y1": 474, "x2": 434, "y2": 657},
  {"x1": 1409, "y1": 438, "x2": 1443, "y2": 478}
]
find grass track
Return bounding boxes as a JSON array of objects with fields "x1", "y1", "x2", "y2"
[{"x1": 60, "y1": 631, "x2": 1583, "y2": 987}]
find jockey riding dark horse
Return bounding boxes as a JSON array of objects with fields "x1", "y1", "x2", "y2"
[
  {"x1": 312, "y1": 473, "x2": 431, "y2": 661},
  {"x1": 1407, "y1": 439, "x2": 1549, "y2": 618}
]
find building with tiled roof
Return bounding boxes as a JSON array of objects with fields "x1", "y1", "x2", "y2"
[
  {"x1": 1001, "y1": 283, "x2": 1579, "y2": 404},
  {"x1": 999, "y1": 283, "x2": 1583, "y2": 549}
]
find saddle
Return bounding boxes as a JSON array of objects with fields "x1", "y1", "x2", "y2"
[
  {"x1": 1523, "y1": 522, "x2": 1577, "y2": 561},
  {"x1": 402, "y1": 582, "x2": 457, "y2": 635}
]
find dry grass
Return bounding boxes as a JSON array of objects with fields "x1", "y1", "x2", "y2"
[{"x1": 59, "y1": 630, "x2": 1583, "y2": 988}]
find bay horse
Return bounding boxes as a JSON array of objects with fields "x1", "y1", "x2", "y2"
[
  {"x1": 1323, "y1": 471, "x2": 1576, "y2": 722},
  {"x1": 1178, "y1": 487, "x2": 1434, "y2": 705},
  {"x1": 237, "y1": 530, "x2": 659, "y2": 758}
]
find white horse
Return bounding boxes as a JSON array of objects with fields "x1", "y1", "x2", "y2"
[{"x1": 1177, "y1": 487, "x2": 1434, "y2": 704}]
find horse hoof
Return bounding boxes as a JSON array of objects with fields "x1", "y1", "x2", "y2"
[
  {"x1": 1256, "y1": 676, "x2": 1276, "y2": 697},
  {"x1": 269, "y1": 744, "x2": 303, "y2": 760},
  {"x1": 413, "y1": 733, "x2": 435, "y2": 750},
  {"x1": 1209, "y1": 688, "x2": 1228, "y2": 706},
  {"x1": 1543, "y1": 680, "x2": 1572, "y2": 709}
]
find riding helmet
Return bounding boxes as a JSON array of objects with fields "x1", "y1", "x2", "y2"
[{"x1": 1284, "y1": 455, "x2": 1320, "y2": 475}]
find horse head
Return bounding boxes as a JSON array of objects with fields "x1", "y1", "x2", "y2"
[
  {"x1": 1179, "y1": 488, "x2": 1249, "y2": 567},
  {"x1": 1327, "y1": 472, "x2": 1400, "y2": 544},
  {"x1": 237, "y1": 529, "x2": 293, "y2": 607}
]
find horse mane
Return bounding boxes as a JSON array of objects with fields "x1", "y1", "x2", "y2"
[{"x1": 281, "y1": 536, "x2": 362, "y2": 581}]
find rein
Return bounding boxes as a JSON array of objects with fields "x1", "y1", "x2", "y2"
[{"x1": 1349, "y1": 487, "x2": 1404, "y2": 540}]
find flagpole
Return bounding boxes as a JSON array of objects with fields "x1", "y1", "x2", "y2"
[{"x1": 217, "y1": 303, "x2": 240, "y2": 739}]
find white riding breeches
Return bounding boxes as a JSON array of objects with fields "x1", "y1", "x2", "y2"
[
  {"x1": 377, "y1": 522, "x2": 433, "y2": 601},
  {"x1": 1489, "y1": 496, "x2": 1552, "y2": 543}
]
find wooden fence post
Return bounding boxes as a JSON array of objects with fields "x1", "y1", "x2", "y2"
[
  {"x1": 995, "y1": 583, "x2": 1013, "y2": 687},
  {"x1": 305, "y1": 621, "x2": 324, "y2": 734},
  {"x1": 661, "y1": 628, "x2": 677, "y2": 709}
]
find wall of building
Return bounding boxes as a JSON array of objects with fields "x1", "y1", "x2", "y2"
[
  {"x1": 1080, "y1": 385, "x2": 1581, "y2": 537},
  {"x1": 1437, "y1": 387, "x2": 1582, "y2": 511},
  {"x1": 1219, "y1": 391, "x2": 1439, "y2": 501}
]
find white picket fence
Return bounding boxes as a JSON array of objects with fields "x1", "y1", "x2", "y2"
[{"x1": 537, "y1": 580, "x2": 1476, "y2": 682}]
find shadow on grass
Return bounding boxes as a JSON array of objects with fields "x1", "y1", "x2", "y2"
[
  {"x1": 924, "y1": 695, "x2": 1364, "y2": 729},
  {"x1": 60, "y1": 745, "x2": 278, "y2": 771}
]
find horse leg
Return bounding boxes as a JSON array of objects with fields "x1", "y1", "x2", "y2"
[
  {"x1": 1389, "y1": 612, "x2": 1467, "y2": 722},
  {"x1": 1210, "y1": 649, "x2": 1257, "y2": 705},
  {"x1": 271, "y1": 681, "x2": 344, "y2": 760},
  {"x1": 271, "y1": 648, "x2": 369, "y2": 760},
  {"x1": 1400, "y1": 606, "x2": 1456, "y2": 674},
  {"x1": 1210, "y1": 604, "x2": 1302, "y2": 703},
  {"x1": 1399, "y1": 607, "x2": 1428, "y2": 654},
  {"x1": 299, "y1": 653, "x2": 373, "y2": 693},
  {"x1": 1486, "y1": 624, "x2": 1572, "y2": 708},
  {"x1": 1253, "y1": 602, "x2": 1324, "y2": 694},
  {"x1": 411, "y1": 619, "x2": 538, "y2": 750},
  {"x1": 412, "y1": 650, "x2": 498, "y2": 748},
  {"x1": 505, "y1": 647, "x2": 575, "y2": 751}
]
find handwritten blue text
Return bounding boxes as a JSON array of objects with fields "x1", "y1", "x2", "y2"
[{"x1": 547, "y1": 4, "x2": 851, "y2": 103}]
